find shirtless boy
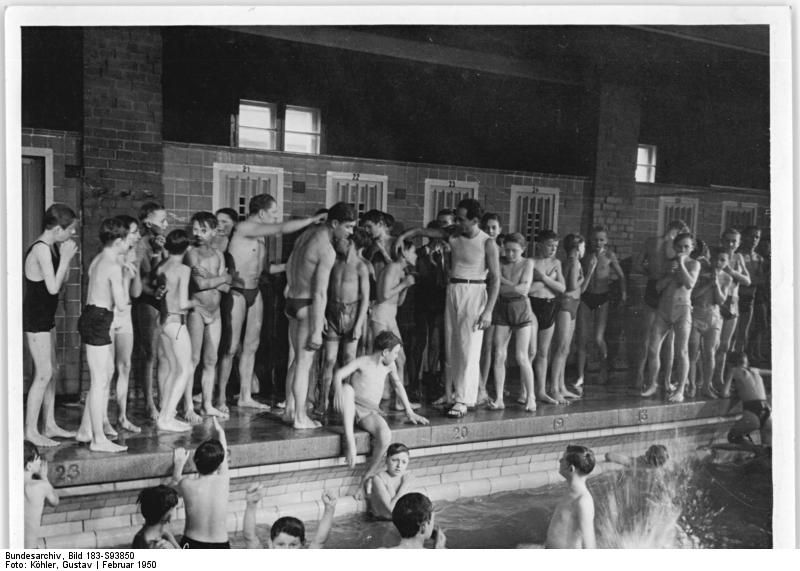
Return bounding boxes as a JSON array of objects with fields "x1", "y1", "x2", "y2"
[
  {"x1": 390, "y1": 492, "x2": 447, "y2": 549},
  {"x1": 361, "y1": 209, "x2": 394, "y2": 279},
  {"x1": 489, "y1": 233, "x2": 535, "y2": 411},
  {"x1": 172, "y1": 417, "x2": 230, "y2": 548},
  {"x1": 23, "y1": 203, "x2": 79, "y2": 447},
  {"x1": 134, "y1": 203, "x2": 169, "y2": 420},
  {"x1": 284, "y1": 202, "x2": 355, "y2": 429},
  {"x1": 478, "y1": 212, "x2": 503, "y2": 405},
  {"x1": 131, "y1": 485, "x2": 180, "y2": 549},
  {"x1": 75, "y1": 218, "x2": 134, "y2": 453},
  {"x1": 641, "y1": 233, "x2": 700, "y2": 401},
  {"x1": 529, "y1": 230, "x2": 566, "y2": 404},
  {"x1": 24, "y1": 440, "x2": 59, "y2": 548},
  {"x1": 243, "y1": 487, "x2": 337, "y2": 548},
  {"x1": 333, "y1": 331, "x2": 429, "y2": 491},
  {"x1": 212, "y1": 208, "x2": 237, "y2": 254},
  {"x1": 734, "y1": 226, "x2": 765, "y2": 354},
  {"x1": 155, "y1": 230, "x2": 196, "y2": 433},
  {"x1": 722, "y1": 352, "x2": 771, "y2": 447},
  {"x1": 576, "y1": 226, "x2": 627, "y2": 391},
  {"x1": 185, "y1": 212, "x2": 232, "y2": 421},
  {"x1": 689, "y1": 248, "x2": 732, "y2": 398},
  {"x1": 318, "y1": 236, "x2": 369, "y2": 416},
  {"x1": 218, "y1": 194, "x2": 325, "y2": 414},
  {"x1": 367, "y1": 442, "x2": 415, "y2": 520},
  {"x1": 545, "y1": 444, "x2": 596, "y2": 549},
  {"x1": 606, "y1": 444, "x2": 670, "y2": 469}
]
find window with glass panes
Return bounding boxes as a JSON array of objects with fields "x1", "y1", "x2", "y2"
[
  {"x1": 284, "y1": 106, "x2": 321, "y2": 154},
  {"x1": 635, "y1": 144, "x2": 657, "y2": 183},
  {"x1": 236, "y1": 101, "x2": 278, "y2": 150}
]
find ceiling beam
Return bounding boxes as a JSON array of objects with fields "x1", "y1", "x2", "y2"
[
  {"x1": 629, "y1": 25, "x2": 768, "y2": 56},
  {"x1": 219, "y1": 26, "x2": 584, "y2": 86}
]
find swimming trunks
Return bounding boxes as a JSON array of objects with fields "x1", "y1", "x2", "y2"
[
  {"x1": 230, "y1": 286, "x2": 259, "y2": 309},
  {"x1": 354, "y1": 395, "x2": 383, "y2": 423},
  {"x1": 657, "y1": 303, "x2": 692, "y2": 328},
  {"x1": 78, "y1": 305, "x2": 114, "y2": 347},
  {"x1": 111, "y1": 304, "x2": 134, "y2": 336},
  {"x1": 529, "y1": 296, "x2": 557, "y2": 330},
  {"x1": 23, "y1": 241, "x2": 61, "y2": 333},
  {"x1": 324, "y1": 300, "x2": 360, "y2": 341},
  {"x1": 738, "y1": 290, "x2": 755, "y2": 313},
  {"x1": 720, "y1": 294, "x2": 739, "y2": 320},
  {"x1": 135, "y1": 293, "x2": 160, "y2": 311},
  {"x1": 192, "y1": 304, "x2": 220, "y2": 325},
  {"x1": 691, "y1": 304, "x2": 722, "y2": 334},
  {"x1": 179, "y1": 536, "x2": 231, "y2": 549},
  {"x1": 581, "y1": 291, "x2": 609, "y2": 311},
  {"x1": 285, "y1": 297, "x2": 313, "y2": 319},
  {"x1": 558, "y1": 296, "x2": 580, "y2": 320},
  {"x1": 492, "y1": 295, "x2": 532, "y2": 329},
  {"x1": 644, "y1": 279, "x2": 660, "y2": 310},
  {"x1": 742, "y1": 400, "x2": 771, "y2": 428}
]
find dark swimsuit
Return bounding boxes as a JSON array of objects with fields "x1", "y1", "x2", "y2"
[
  {"x1": 644, "y1": 279, "x2": 660, "y2": 310},
  {"x1": 743, "y1": 400, "x2": 771, "y2": 427},
  {"x1": 581, "y1": 291, "x2": 609, "y2": 311},
  {"x1": 285, "y1": 297, "x2": 313, "y2": 319},
  {"x1": 529, "y1": 296, "x2": 557, "y2": 330},
  {"x1": 179, "y1": 536, "x2": 231, "y2": 549},
  {"x1": 78, "y1": 305, "x2": 114, "y2": 346},
  {"x1": 23, "y1": 241, "x2": 61, "y2": 333},
  {"x1": 230, "y1": 286, "x2": 260, "y2": 308}
]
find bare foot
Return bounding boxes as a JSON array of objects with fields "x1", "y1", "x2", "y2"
[
  {"x1": 536, "y1": 392, "x2": 558, "y2": 405},
  {"x1": 487, "y1": 399, "x2": 505, "y2": 410},
  {"x1": 103, "y1": 421, "x2": 118, "y2": 438},
  {"x1": 525, "y1": 399, "x2": 537, "y2": 413},
  {"x1": 25, "y1": 432, "x2": 59, "y2": 448},
  {"x1": 184, "y1": 409, "x2": 203, "y2": 425},
  {"x1": 237, "y1": 398, "x2": 271, "y2": 411},
  {"x1": 89, "y1": 440, "x2": 127, "y2": 453},
  {"x1": 215, "y1": 400, "x2": 229, "y2": 415},
  {"x1": 476, "y1": 391, "x2": 490, "y2": 406},
  {"x1": 562, "y1": 389, "x2": 582, "y2": 400},
  {"x1": 573, "y1": 377, "x2": 584, "y2": 389},
  {"x1": 43, "y1": 425, "x2": 77, "y2": 439},
  {"x1": 551, "y1": 393, "x2": 570, "y2": 405},
  {"x1": 147, "y1": 403, "x2": 160, "y2": 421},
  {"x1": 432, "y1": 395, "x2": 450, "y2": 406},
  {"x1": 75, "y1": 429, "x2": 93, "y2": 443},
  {"x1": 668, "y1": 391, "x2": 685, "y2": 403},
  {"x1": 641, "y1": 383, "x2": 658, "y2": 398},
  {"x1": 702, "y1": 388, "x2": 720, "y2": 400},
  {"x1": 202, "y1": 404, "x2": 229, "y2": 418},
  {"x1": 157, "y1": 418, "x2": 191, "y2": 433},
  {"x1": 686, "y1": 383, "x2": 696, "y2": 398},
  {"x1": 119, "y1": 417, "x2": 141, "y2": 433},
  {"x1": 281, "y1": 411, "x2": 294, "y2": 425},
  {"x1": 293, "y1": 416, "x2": 322, "y2": 430}
]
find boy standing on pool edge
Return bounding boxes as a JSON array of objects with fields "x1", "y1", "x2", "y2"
[{"x1": 546, "y1": 444, "x2": 596, "y2": 548}]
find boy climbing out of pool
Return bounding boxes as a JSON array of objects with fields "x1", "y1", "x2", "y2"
[
  {"x1": 721, "y1": 352, "x2": 771, "y2": 448},
  {"x1": 131, "y1": 485, "x2": 180, "y2": 549},
  {"x1": 172, "y1": 417, "x2": 231, "y2": 548},
  {"x1": 367, "y1": 442, "x2": 416, "y2": 520},
  {"x1": 606, "y1": 444, "x2": 670, "y2": 468},
  {"x1": 243, "y1": 486, "x2": 337, "y2": 548},
  {"x1": 333, "y1": 331, "x2": 429, "y2": 492},
  {"x1": 24, "y1": 440, "x2": 59, "y2": 548},
  {"x1": 546, "y1": 444, "x2": 596, "y2": 549},
  {"x1": 390, "y1": 492, "x2": 447, "y2": 549}
]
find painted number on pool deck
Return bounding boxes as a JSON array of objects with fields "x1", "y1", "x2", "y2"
[
  {"x1": 553, "y1": 417, "x2": 566, "y2": 431},
  {"x1": 638, "y1": 409, "x2": 649, "y2": 423},
  {"x1": 452, "y1": 426, "x2": 469, "y2": 440}
]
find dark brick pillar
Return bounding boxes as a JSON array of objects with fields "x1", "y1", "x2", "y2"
[{"x1": 82, "y1": 27, "x2": 163, "y2": 256}]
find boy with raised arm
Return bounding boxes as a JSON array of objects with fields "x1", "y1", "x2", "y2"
[
  {"x1": 75, "y1": 218, "x2": 132, "y2": 453},
  {"x1": 185, "y1": 212, "x2": 232, "y2": 421},
  {"x1": 172, "y1": 417, "x2": 231, "y2": 548},
  {"x1": 333, "y1": 331, "x2": 429, "y2": 491},
  {"x1": 606, "y1": 444, "x2": 670, "y2": 469},
  {"x1": 318, "y1": 236, "x2": 370, "y2": 416},
  {"x1": 218, "y1": 194, "x2": 326, "y2": 414},
  {"x1": 24, "y1": 441, "x2": 59, "y2": 548},
  {"x1": 243, "y1": 486, "x2": 337, "y2": 548},
  {"x1": 722, "y1": 352, "x2": 771, "y2": 448},
  {"x1": 546, "y1": 445, "x2": 596, "y2": 549},
  {"x1": 155, "y1": 230, "x2": 197, "y2": 432},
  {"x1": 367, "y1": 442, "x2": 416, "y2": 520}
]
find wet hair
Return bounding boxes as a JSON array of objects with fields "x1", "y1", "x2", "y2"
[
  {"x1": 387, "y1": 443, "x2": 410, "y2": 458},
  {"x1": 722, "y1": 227, "x2": 741, "y2": 239},
  {"x1": 644, "y1": 445, "x2": 669, "y2": 467},
  {"x1": 165, "y1": 229, "x2": 191, "y2": 255},
  {"x1": 350, "y1": 226, "x2": 372, "y2": 251},
  {"x1": 99, "y1": 217, "x2": 129, "y2": 247},
  {"x1": 328, "y1": 202, "x2": 357, "y2": 224},
  {"x1": 391, "y1": 239, "x2": 415, "y2": 262},
  {"x1": 537, "y1": 229, "x2": 558, "y2": 243},
  {"x1": 673, "y1": 232, "x2": 694, "y2": 247},
  {"x1": 43, "y1": 203, "x2": 77, "y2": 230},
  {"x1": 690, "y1": 238, "x2": 709, "y2": 260},
  {"x1": 667, "y1": 219, "x2": 689, "y2": 233},
  {"x1": 249, "y1": 194, "x2": 277, "y2": 216},
  {"x1": 481, "y1": 212, "x2": 501, "y2": 228},
  {"x1": 392, "y1": 493, "x2": 433, "y2": 538},
  {"x1": 727, "y1": 351, "x2": 748, "y2": 368},
  {"x1": 562, "y1": 233, "x2": 585, "y2": 254},
  {"x1": 24, "y1": 440, "x2": 39, "y2": 467},
  {"x1": 115, "y1": 214, "x2": 138, "y2": 233},
  {"x1": 457, "y1": 198, "x2": 483, "y2": 222},
  {"x1": 360, "y1": 209, "x2": 386, "y2": 226},
  {"x1": 270, "y1": 516, "x2": 305, "y2": 543},
  {"x1": 503, "y1": 232, "x2": 527, "y2": 250},
  {"x1": 137, "y1": 485, "x2": 179, "y2": 526},
  {"x1": 139, "y1": 202, "x2": 164, "y2": 223},
  {"x1": 374, "y1": 331, "x2": 402, "y2": 352},
  {"x1": 191, "y1": 211, "x2": 218, "y2": 229},
  {"x1": 564, "y1": 445, "x2": 595, "y2": 475},
  {"x1": 193, "y1": 438, "x2": 225, "y2": 475},
  {"x1": 215, "y1": 208, "x2": 238, "y2": 223}
]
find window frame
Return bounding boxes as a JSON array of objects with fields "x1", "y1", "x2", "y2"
[
  {"x1": 236, "y1": 100, "x2": 280, "y2": 151},
  {"x1": 635, "y1": 144, "x2": 657, "y2": 183},
  {"x1": 720, "y1": 200, "x2": 759, "y2": 232},
  {"x1": 283, "y1": 104, "x2": 322, "y2": 155},
  {"x1": 422, "y1": 179, "x2": 480, "y2": 225},
  {"x1": 657, "y1": 196, "x2": 699, "y2": 236}
]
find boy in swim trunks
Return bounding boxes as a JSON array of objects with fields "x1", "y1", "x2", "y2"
[
  {"x1": 76, "y1": 218, "x2": 133, "y2": 453},
  {"x1": 689, "y1": 248, "x2": 732, "y2": 398},
  {"x1": 546, "y1": 444, "x2": 596, "y2": 549},
  {"x1": 489, "y1": 233, "x2": 535, "y2": 411},
  {"x1": 24, "y1": 440, "x2": 59, "y2": 548},
  {"x1": 243, "y1": 486, "x2": 337, "y2": 548},
  {"x1": 550, "y1": 234, "x2": 591, "y2": 401},
  {"x1": 318, "y1": 236, "x2": 369, "y2": 416},
  {"x1": 184, "y1": 212, "x2": 232, "y2": 422},
  {"x1": 367, "y1": 442, "x2": 416, "y2": 520},
  {"x1": 155, "y1": 230, "x2": 197, "y2": 433},
  {"x1": 722, "y1": 352, "x2": 771, "y2": 447},
  {"x1": 172, "y1": 417, "x2": 231, "y2": 548},
  {"x1": 333, "y1": 331, "x2": 429, "y2": 493},
  {"x1": 529, "y1": 230, "x2": 565, "y2": 405},
  {"x1": 734, "y1": 226, "x2": 765, "y2": 354},
  {"x1": 576, "y1": 225, "x2": 627, "y2": 392},
  {"x1": 641, "y1": 233, "x2": 699, "y2": 402}
]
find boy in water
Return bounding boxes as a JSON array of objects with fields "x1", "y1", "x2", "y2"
[
  {"x1": 489, "y1": 233, "x2": 535, "y2": 411},
  {"x1": 722, "y1": 352, "x2": 771, "y2": 447},
  {"x1": 333, "y1": 331, "x2": 428, "y2": 491},
  {"x1": 172, "y1": 417, "x2": 231, "y2": 548},
  {"x1": 546, "y1": 444, "x2": 596, "y2": 549},
  {"x1": 243, "y1": 486, "x2": 337, "y2": 548},
  {"x1": 131, "y1": 485, "x2": 180, "y2": 549},
  {"x1": 155, "y1": 230, "x2": 196, "y2": 432},
  {"x1": 24, "y1": 440, "x2": 59, "y2": 548},
  {"x1": 76, "y1": 218, "x2": 133, "y2": 453},
  {"x1": 390, "y1": 492, "x2": 447, "y2": 549},
  {"x1": 367, "y1": 442, "x2": 416, "y2": 520},
  {"x1": 185, "y1": 212, "x2": 232, "y2": 421},
  {"x1": 606, "y1": 444, "x2": 670, "y2": 468}
]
